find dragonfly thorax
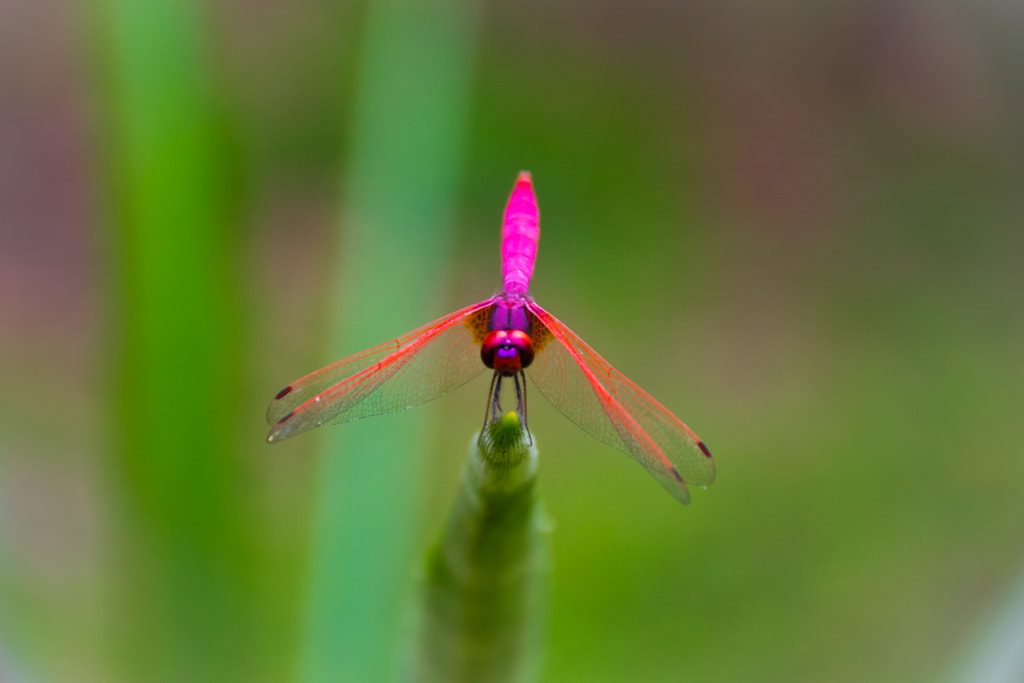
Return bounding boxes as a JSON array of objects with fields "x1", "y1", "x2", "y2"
[{"x1": 481, "y1": 329, "x2": 535, "y2": 376}]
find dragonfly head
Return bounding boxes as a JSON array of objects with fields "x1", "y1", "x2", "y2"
[{"x1": 481, "y1": 329, "x2": 535, "y2": 376}]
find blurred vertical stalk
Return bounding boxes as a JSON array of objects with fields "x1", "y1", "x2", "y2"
[
  {"x1": 412, "y1": 414, "x2": 549, "y2": 682},
  {"x1": 92, "y1": 0, "x2": 250, "y2": 681},
  {"x1": 948, "y1": 565, "x2": 1024, "y2": 683},
  {"x1": 300, "y1": 1, "x2": 480, "y2": 681}
]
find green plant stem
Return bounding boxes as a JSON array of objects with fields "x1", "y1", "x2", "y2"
[{"x1": 413, "y1": 413, "x2": 549, "y2": 683}]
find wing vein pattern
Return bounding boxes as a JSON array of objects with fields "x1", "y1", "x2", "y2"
[
  {"x1": 526, "y1": 302, "x2": 715, "y2": 503},
  {"x1": 266, "y1": 299, "x2": 495, "y2": 442}
]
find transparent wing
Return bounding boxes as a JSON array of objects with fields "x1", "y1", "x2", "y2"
[
  {"x1": 526, "y1": 301, "x2": 715, "y2": 504},
  {"x1": 266, "y1": 298, "x2": 496, "y2": 443}
]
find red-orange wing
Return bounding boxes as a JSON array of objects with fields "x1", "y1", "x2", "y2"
[
  {"x1": 526, "y1": 301, "x2": 715, "y2": 504},
  {"x1": 266, "y1": 299, "x2": 495, "y2": 443}
]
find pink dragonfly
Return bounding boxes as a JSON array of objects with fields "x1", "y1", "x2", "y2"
[{"x1": 266, "y1": 172, "x2": 715, "y2": 503}]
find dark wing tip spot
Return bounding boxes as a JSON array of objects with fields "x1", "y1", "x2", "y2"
[
  {"x1": 274, "y1": 385, "x2": 293, "y2": 400},
  {"x1": 267, "y1": 411, "x2": 297, "y2": 444},
  {"x1": 670, "y1": 466, "x2": 685, "y2": 483},
  {"x1": 698, "y1": 441, "x2": 712, "y2": 458}
]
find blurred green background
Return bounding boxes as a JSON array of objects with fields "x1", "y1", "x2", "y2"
[{"x1": 2, "y1": 0, "x2": 1023, "y2": 681}]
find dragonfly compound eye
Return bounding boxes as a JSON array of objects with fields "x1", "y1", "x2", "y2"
[
  {"x1": 481, "y1": 329, "x2": 535, "y2": 375},
  {"x1": 506, "y1": 329, "x2": 534, "y2": 369}
]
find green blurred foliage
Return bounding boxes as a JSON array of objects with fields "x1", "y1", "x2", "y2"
[{"x1": 1, "y1": 0, "x2": 1023, "y2": 681}]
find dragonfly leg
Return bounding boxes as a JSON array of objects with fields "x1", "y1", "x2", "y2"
[
  {"x1": 479, "y1": 372, "x2": 498, "y2": 443},
  {"x1": 513, "y1": 370, "x2": 524, "y2": 420},
  {"x1": 519, "y1": 369, "x2": 532, "y2": 446},
  {"x1": 491, "y1": 374, "x2": 504, "y2": 424}
]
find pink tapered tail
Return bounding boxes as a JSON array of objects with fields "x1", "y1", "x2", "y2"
[{"x1": 501, "y1": 171, "x2": 540, "y2": 296}]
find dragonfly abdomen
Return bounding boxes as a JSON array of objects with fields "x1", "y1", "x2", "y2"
[{"x1": 501, "y1": 171, "x2": 539, "y2": 296}]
